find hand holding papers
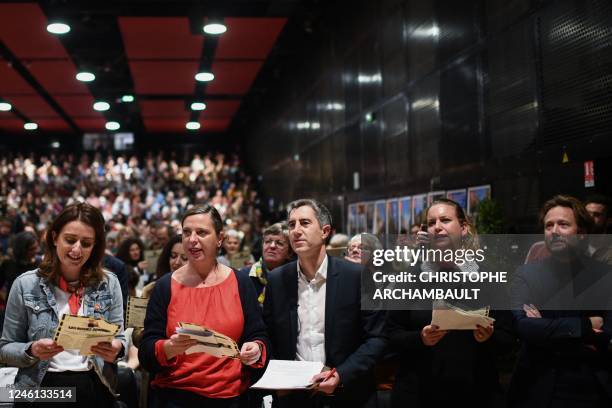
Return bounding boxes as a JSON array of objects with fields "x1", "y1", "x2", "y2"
[
  {"x1": 175, "y1": 322, "x2": 240, "y2": 358},
  {"x1": 53, "y1": 315, "x2": 119, "y2": 355},
  {"x1": 126, "y1": 296, "x2": 148, "y2": 328},
  {"x1": 251, "y1": 360, "x2": 325, "y2": 390},
  {"x1": 431, "y1": 301, "x2": 495, "y2": 330}
]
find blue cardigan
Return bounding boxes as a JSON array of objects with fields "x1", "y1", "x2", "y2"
[{"x1": 138, "y1": 270, "x2": 270, "y2": 374}]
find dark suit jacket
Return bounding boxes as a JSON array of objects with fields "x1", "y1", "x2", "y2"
[
  {"x1": 509, "y1": 256, "x2": 612, "y2": 407},
  {"x1": 386, "y1": 261, "x2": 515, "y2": 408},
  {"x1": 263, "y1": 256, "x2": 386, "y2": 404}
]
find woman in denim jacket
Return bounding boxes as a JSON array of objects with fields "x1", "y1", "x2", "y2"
[{"x1": 0, "y1": 202, "x2": 126, "y2": 407}]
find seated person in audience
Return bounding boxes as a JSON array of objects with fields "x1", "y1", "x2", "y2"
[
  {"x1": 239, "y1": 222, "x2": 293, "y2": 306},
  {"x1": 345, "y1": 233, "x2": 382, "y2": 265},
  {"x1": 116, "y1": 237, "x2": 148, "y2": 277},
  {"x1": 585, "y1": 194, "x2": 612, "y2": 264},
  {"x1": 326, "y1": 233, "x2": 349, "y2": 258},
  {"x1": 0, "y1": 230, "x2": 40, "y2": 298},
  {"x1": 0, "y1": 202, "x2": 126, "y2": 408},
  {"x1": 218, "y1": 229, "x2": 255, "y2": 269},
  {"x1": 139, "y1": 204, "x2": 269, "y2": 408},
  {"x1": 141, "y1": 234, "x2": 187, "y2": 298}
]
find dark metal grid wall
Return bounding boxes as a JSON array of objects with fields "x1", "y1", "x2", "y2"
[{"x1": 244, "y1": 0, "x2": 612, "y2": 232}]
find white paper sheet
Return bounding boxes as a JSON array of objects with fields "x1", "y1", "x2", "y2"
[
  {"x1": 251, "y1": 360, "x2": 324, "y2": 390},
  {"x1": 431, "y1": 303, "x2": 495, "y2": 330}
]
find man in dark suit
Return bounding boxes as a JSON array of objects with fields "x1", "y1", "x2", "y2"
[
  {"x1": 510, "y1": 195, "x2": 612, "y2": 408},
  {"x1": 263, "y1": 198, "x2": 386, "y2": 408}
]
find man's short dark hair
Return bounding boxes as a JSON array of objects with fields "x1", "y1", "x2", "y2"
[
  {"x1": 584, "y1": 194, "x2": 610, "y2": 216},
  {"x1": 286, "y1": 199, "x2": 332, "y2": 229}
]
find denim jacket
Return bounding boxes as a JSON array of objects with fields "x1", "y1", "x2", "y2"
[{"x1": 0, "y1": 269, "x2": 127, "y2": 395}]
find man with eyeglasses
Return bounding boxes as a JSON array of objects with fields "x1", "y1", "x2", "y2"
[{"x1": 240, "y1": 222, "x2": 293, "y2": 306}]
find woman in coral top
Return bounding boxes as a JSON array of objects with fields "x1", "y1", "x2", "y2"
[{"x1": 139, "y1": 204, "x2": 269, "y2": 408}]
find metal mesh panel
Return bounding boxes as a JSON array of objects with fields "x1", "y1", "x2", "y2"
[{"x1": 540, "y1": 0, "x2": 612, "y2": 144}]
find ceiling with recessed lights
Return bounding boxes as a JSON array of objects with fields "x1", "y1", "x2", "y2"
[{"x1": 0, "y1": 1, "x2": 305, "y2": 135}]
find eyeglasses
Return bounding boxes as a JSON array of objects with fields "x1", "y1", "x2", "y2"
[{"x1": 264, "y1": 239, "x2": 287, "y2": 248}]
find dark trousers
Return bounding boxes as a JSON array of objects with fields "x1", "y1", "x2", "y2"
[
  {"x1": 14, "y1": 370, "x2": 115, "y2": 408},
  {"x1": 150, "y1": 387, "x2": 241, "y2": 408},
  {"x1": 276, "y1": 390, "x2": 377, "y2": 408}
]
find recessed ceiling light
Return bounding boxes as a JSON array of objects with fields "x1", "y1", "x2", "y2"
[
  {"x1": 93, "y1": 101, "x2": 110, "y2": 111},
  {"x1": 47, "y1": 22, "x2": 71, "y2": 35},
  {"x1": 203, "y1": 23, "x2": 227, "y2": 35},
  {"x1": 186, "y1": 121, "x2": 201, "y2": 130},
  {"x1": 105, "y1": 121, "x2": 120, "y2": 131},
  {"x1": 121, "y1": 95, "x2": 134, "y2": 103},
  {"x1": 195, "y1": 72, "x2": 214, "y2": 82},
  {"x1": 76, "y1": 72, "x2": 95, "y2": 82},
  {"x1": 0, "y1": 102, "x2": 12, "y2": 111},
  {"x1": 190, "y1": 102, "x2": 207, "y2": 111},
  {"x1": 24, "y1": 122, "x2": 38, "y2": 130}
]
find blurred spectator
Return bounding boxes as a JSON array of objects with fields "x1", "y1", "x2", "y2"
[
  {"x1": 141, "y1": 234, "x2": 186, "y2": 299},
  {"x1": 0, "y1": 231, "x2": 40, "y2": 297},
  {"x1": 345, "y1": 233, "x2": 382, "y2": 265},
  {"x1": 105, "y1": 231, "x2": 119, "y2": 255},
  {"x1": 0, "y1": 218, "x2": 11, "y2": 257},
  {"x1": 116, "y1": 237, "x2": 147, "y2": 277},
  {"x1": 239, "y1": 223, "x2": 293, "y2": 306},
  {"x1": 584, "y1": 194, "x2": 612, "y2": 264},
  {"x1": 327, "y1": 233, "x2": 349, "y2": 258},
  {"x1": 218, "y1": 229, "x2": 254, "y2": 269}
]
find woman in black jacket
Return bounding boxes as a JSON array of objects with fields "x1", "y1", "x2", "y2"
[{"x1": 386, "y1": 198, "x2": 514, "y2": 408}]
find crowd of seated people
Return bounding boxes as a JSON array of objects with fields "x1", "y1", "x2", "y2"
[{"x1": 0, "y1": 151, "x2": 266, "y2": 297}]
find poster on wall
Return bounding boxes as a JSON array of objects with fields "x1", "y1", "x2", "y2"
[
  {"x1": 346, "y1": 204, "x2": 357, "y2": 236},
  {"x1": 467, "y1": 185, "x2": 492, "y2": 215},
  {"x1": 427, "y1": 191, "x2": 446, "y2": 206},
  {"x1": 446, "y1": 189, "x2": 468, "y2": 210},
  {"x1": 373, "y1": 200, "x2": 386, "y2": 235},
  {"x1": 386, "y1": 199, "x2": 399, "y2": 235},
  {"x1": 365, "y1": 202, "x2": 375, "y2": 234},
  {"x1": 356, "y1": 202, "x2": 368, "y2": 233},
  {"x1": 412, "y1": 194, "x2": 427, "y2": 225},
  {"x1": 398, "y1": 196, "x2": 412, "y2": 233}
]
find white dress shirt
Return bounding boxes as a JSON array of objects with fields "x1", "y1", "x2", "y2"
[
  {"x1": 296, "y1": 255, "x2": 328, "y2": 363},
  {"x1": 48, "y1": 287, "x2": 90, "y2": 372}
]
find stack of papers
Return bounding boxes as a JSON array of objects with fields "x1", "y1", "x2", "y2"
[
  {"x1": 176, "y1": 322, "x2": 240, "y2": 358},
  {"x1": 53, "y1": 315, "x2": 119, "y2": 355},
  {"x1": 431, "y1": 301, "x2": 495, "y2": 330},
  {"x1": 251, "y1": 360, "x2": 324, "y2": 390}
]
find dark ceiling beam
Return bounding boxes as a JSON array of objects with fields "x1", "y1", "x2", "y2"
[
  {"x1": 0, "y1": 42, "x2": 81, "y2": 134},
  {"x1": 137, "y1": 94, "x2": 243, "y2": 101},
  {"x1": 40, "y1": 3, "x2": 145, "y2": 134},
  {"x1": 0, "y1": 104, "x2": 31, "y2": 124},
  {"x1": 191, "y1": 20, "x2": 221, "y2": 123},
  {"x1": 45, "y1": 0, "x2": 303, "y2": 18}
]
